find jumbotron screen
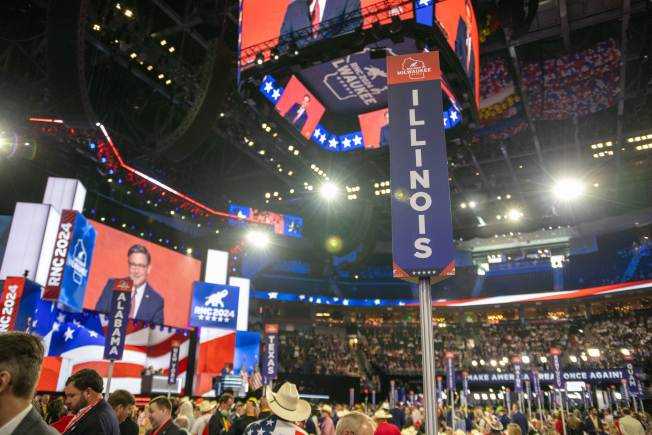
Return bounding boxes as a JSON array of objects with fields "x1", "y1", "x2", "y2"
[{"x1": 84, "y1": 222, "x2": 202, "y2": 330}]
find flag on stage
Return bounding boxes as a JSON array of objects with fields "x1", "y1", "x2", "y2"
[
  {"x1": 249, "y1": 360, "x2": 262, "y2": 391},
  {"x1": 240, "y1": 358, "x2": 248, "y2": 386}
]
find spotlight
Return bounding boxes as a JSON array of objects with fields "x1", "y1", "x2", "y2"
[
  {"x1": 124, "y1": 9, "x2": 133, "y2": 17},
  {"x1": 570, "y1": 355, "x2": 577, "y2": 362},
  {"x1": 508, "y1": 210, "x2": 520, "y2": 220},
  {"x1": 554, "y1": 180, "x2": 583, "y2": 199},
  {"x1": 321, "y1": 183, "x2": 338, "y2": 199},
  {"x1": 288, "y1": 41, "x2": 298, "y2": 57},
  {"x1": 522, "y1": 356, "x2": 530, "y2": 364},
  {"x1": 540, "y1": 356, "x2": 547, "y2": 363},
  {"x1": 160, "y1": 40, "x2": 167, "y2": 46},
  {"x1": 371, "y1": 21, "x2": 382, "y2": 40},
  {"x1": 621, "y1": 349, "x2": 630, "y2": 355},
  {"x1": 587, "y1": 348, "x2": 600, "y2": 357},
  {"x1": 255, "y1": 53, "x2": 264, "y2": 66},
  {"x1": 270, "y1": 47, "x2": 280, "y2": 62},
  {"x1": 247, "y1": 232, "x2": 269, "y2": 247},
  {"x1": 461, "y1": 203, "x2": 467, "y2": 208},
  {"x1": 469, "y1": 202, "x2": 476, "y2": 208}
]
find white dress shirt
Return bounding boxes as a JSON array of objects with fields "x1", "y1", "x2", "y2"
[
  {"x1": 294, "y1": 107, "x2": 306, "y2": 122},
  {"x1": 309, "y1": 0, "x2": 326, "y2": 23},
  {"x1": 131, "y1": 282, "x2": 147, "y2": 318},
  {"x1": 0, "y1": 404, "x2": 32, "y2": 435}
]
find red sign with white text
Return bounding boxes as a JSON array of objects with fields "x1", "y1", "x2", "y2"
[
  {"x1": 387, "y1": 51, "x2": 441, "y2": 85},
  {"x1": 0, "y1": 278, "x2": 25, "y2": 333}
]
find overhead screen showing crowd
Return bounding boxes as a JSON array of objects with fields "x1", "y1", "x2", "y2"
[{"x1": 241, "y1": 0, "x2": 478, "y2": 148}]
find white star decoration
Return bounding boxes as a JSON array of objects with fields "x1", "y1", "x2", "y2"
[
  {"x1": 328, "y1": 138, "x2": 338, "y2": 148},
  {"x1": 450, "y1": 110, "x2": 458, "y2": 121},
  {"x1": 257, "y1": 428, "x2": 265, "y2": 435},
  {"x1": 419, "y1": 0, "x2": 431, "y2": 5},
  {"x1": 353, "y1": 135, "x2": 362, "y2": 146},
  {"x1": 374, "y1": 299, "x2": 381, "y2": 305},
  {"x1": 343, "y1": 300, "x2": 349, "y2": 305},
  {"x1": 319, "y1": 134, "x2": 327, "y2": 144},
  {"x1": 265, "y1": 420, "x2": 274, "y2": 427},
  {"x1": 299, "y1": 295, "x2": 305, "y2": 300},
  {"x1": 313, "y1": 128, "x2": 321, "y2": 138},
  {"x1": 72, "y1": 319, "x2": 81, "y2": 326},
  {"x1": 268, "y1": 292, "x2": 278, "y2": 299},
  {"x1": 64, "y1": 327, "x2": 74, "y2": 341},
  {"x1": 199, "y1": 315, "x2": 204, "y2": 320},
  {"x1": 264, "y1": 82, "x2": 273, "y2": 93},
  {"x1": 52, "y1": 322, "x2": 60, "y2": 332},
  {"x1": 56, "y1": 312, "x2": 66, "y2": 323},
  {"x1": 342, "y1": 137, "x2": 352, "y2": 148},
  {"x1": 271, "y1": 89, "x2": 280, "y2": 100},
  {"x1": 89, "y1": 330, "x2": 98, "y2": 338},
  {"x1": 246, "y1": 430, "x2": 253, "y2": 435}
]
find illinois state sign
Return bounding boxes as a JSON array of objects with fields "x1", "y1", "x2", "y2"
[{"x1": 386, "y1": 51, "x2": 454, "y2": 284}]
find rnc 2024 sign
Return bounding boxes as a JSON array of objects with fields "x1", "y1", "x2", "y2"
[{"x1": 189, "y1": 282, "x2": 240, "y2": 329}]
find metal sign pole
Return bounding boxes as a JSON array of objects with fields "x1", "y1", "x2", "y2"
[
  {"x1": 560, "y1": 390, "x2": 568, "y2": 435},
  {"x1": 419, "y1": 277, "x2": 438, "y2": 435},
  {"x1": 105, "y1": 359, "x2": 115, "y2": 397},
  {"x1": 537, "y1": 396, "x2": 543, "y2": 420},
  {"x1": 450, "y1": 390, "x2": 455, "y2": 431},
  {"x1": 167, "y1": 384, "x2": 172, "y2": 399}
]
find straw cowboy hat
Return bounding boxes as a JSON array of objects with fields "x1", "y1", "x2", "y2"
[
  {"x1": 322, "y1": 405, "x2": 334, "y2": 416},
  {"x1": 266, "y1": 382, "x2": 311, "y2": 421},
  {"x1": 402, "y1": 427, "x2": 418, "y2": 435},
  {"x1": 374, "y1": 409, "x2": 393, "y2": 420},
  {"x1": 198, "y1": 400, "x2": 217, "y2": 413}
]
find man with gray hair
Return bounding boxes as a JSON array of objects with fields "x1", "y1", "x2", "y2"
[{"x1": 335, "y1": 411, "x2": 377, "y2": 435}]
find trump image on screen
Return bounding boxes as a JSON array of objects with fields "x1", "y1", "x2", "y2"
[
  {"x1": 454, "y1": 0, "x2": 475, "y2": 95},
  {"x1": 279, "y1": 0, "x2": 363, "y2": 44},
  {"x1": 94, "y1": 244, "x2": 165, "y2": 324},
  {"x1": 379, "y1": 111, "x2": 390, "y2": 147}
]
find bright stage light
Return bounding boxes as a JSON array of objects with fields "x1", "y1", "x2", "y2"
[
  {"x1": 540, "y1": 356, "x2": 547, "y2": 363},
  {"x1": 509, "y1": 210, "x2": 520, "y2": 220},
  {"x1": 621, "y1": 348, "x2": 630, "y2": 355},
  {"x1": 255, "y1": 53, "x2": 264, "y2": 65},
  {"x1": 247, "y1": 232, "x2": 269, "y2": 247},
  {"x1": 321, "y1": 183, "x2": 338, "y2": 199},
  {"x1": 555, "y1": 180, "x2": 583, "y2": 199},
  {"x1": 569, "y1": 355, "x2": 577, "y2": 362},
  {"x1": 469, "y1": 202, "x2": 476, "y2": 207},
  {"x1": 522, "y1": 355, "x2": 530, "y2": 364}
]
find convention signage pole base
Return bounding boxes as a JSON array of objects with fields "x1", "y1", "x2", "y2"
[
  {"x1": 168, "y1": 384, "x2": 172, "y2": 399},
  {"x1": 419, "y1": 277, "x2": 437, "y2": 435},
  {"x1": 560, "y1": 390, "x2": 568, "y2": 435},
  {"x1": 105, "y1": 359, "x2": 115, "y2": 397}
]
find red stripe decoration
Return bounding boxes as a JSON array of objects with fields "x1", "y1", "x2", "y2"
[
  {"x1": 147, "y1": 336, "x2": 189, "y2": 358},
  {"x1": 72, "y1": 361, "x2": 145, "y2": 378}
]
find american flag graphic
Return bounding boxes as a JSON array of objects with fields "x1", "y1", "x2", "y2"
[
  {"x1": 249, "y1": 360, "x2": 262, "y2": 391},
  {"x1": 244, "y1": 415, "x2": 308, "y2": 435},
  {"x1": 34, "y1": 301, "x2": 189, "y2": 393}
]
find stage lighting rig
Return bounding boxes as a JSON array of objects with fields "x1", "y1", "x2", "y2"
[
  {"x1": 247, "y1": 232, "x2": 269, "y2": 247},
  {"x1": 255, "y1": 53, "x2": 264, "y2": 66},
  {"x1": 270, "y1": 47, "x2": 280, "y2": 62},
  {"x1": 554, "y1": 180, "x2": 583, "y2": 200},
  {"x1": 288, "y1": 41, "x2": 299, "y2": 57},
  {"x1": 321, "y1": 183, "x2": 338, "y2": 199},
  {"x1": 389, "y1": 15, "x2": 402, "y2": 34}
]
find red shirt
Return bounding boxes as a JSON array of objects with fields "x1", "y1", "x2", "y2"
[
  {"x1": 376, "y1": 422, "x2": 402, "y2": 435},
  {"x1": 51, "y1": 416, "x2": 74, "y2": 434}
]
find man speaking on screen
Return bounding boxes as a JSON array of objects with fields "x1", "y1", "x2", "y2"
[
  {"x1": 95, "y1": 244, "x2": 165, "y2": 324},
  {"x1": 278, "y1": 0, "x2": 362, "y2": 44}
]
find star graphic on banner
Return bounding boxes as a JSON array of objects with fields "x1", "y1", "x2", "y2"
[
  {"x1": 313, "y1": 128, "x2": 321, "y2": 138},
  {"x1": 353, "y1": 135, "x2": 362, "y2": 146},
  {"x1": 218, "y1": 317, "x2": 224, "y2": 322},
  {"x1": 271, "y1": 89, "x2": 281, "y2": 100},
  {"x1": 268, "y1": 292, "x2": 278, "y2": 299},
  {"x1": 328, "y1": 138, "x2": 338, "y2": 148},
  {"x1": 316, "y1": 298, "x2": 321, "y2": 304},
  {"x1": 299, "y1": 295, "x2": 305, "y2": 300},
  {"x1": 264, "y1": 81, "x2": 273, "y2": 93},
  {"x1": 56, "y1": 312, "x2": 66, "y2": 323},
  {"x1": 309, "y1": 297, "x2": 313, "y2": 302},
  {"x1": 64, "y1": 327, "x2": 74, "y2": 341},
  {"x1": 342, "y1": 137, "x2": 352, "y2": 148},
  {"x1": 89, "y1": 330, "x2": 98, "y2": 338},
  {"x1": 72, "y1": 319, "x2": 81, "y2": 326},
  {"x1": 319, "y1": 134, "x2": 327, "y2": 144},
  {"x1": 333, "y1": 298, "x2": 339, "y2": 302},
  {"x1": 412, "y1": 272, "x2": 417, "y2": 275},
  {"x1": 419, "y1": 0, "x2": 431, "y2": 5},
  {"x1": 199, "y1": 315, "x2": 204, "y2": 320},
  {"x1": 210, "y1": 316, "x2": 216, "y2": 321},
  {"x1": 265, "y1": 420, "x2": 274, "y2": 427},
  {"x1": 257, "y1": 428, "x2": 266, "y2": 435},
  {"x1": 343, "y1": 299, "x2": 349, "y2": 305},
  {"x1": 52, "y1": 322, "x2": 60, "y2": 332},
  {"x1": 450, "y1": 110, "x2": 458, "y2": 121},
  {"x1": 246, "y1": 430, "x2": 253, "y2": 435},
  {"x1": 374, "y1": 299, "x2": 381, "y2": 305},
  {"x1": 399, "y1": 302, "x2": 405, "y2": 306}
]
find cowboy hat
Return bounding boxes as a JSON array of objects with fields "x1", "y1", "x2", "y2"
[
  {"x1": 266, "y1": 382, "x2": 311, "y2": 421},
  {"x1": 322, "y1": 405, "x2": 334, "y2": 416},
  {"x1": 198, "y1": 400, "x2": 217, "y2": 413},
  {"x1": 402, "y1": 427, "x2": 418, "y2": 435},
  {"x1": 488, "y1": 415, "x2": 503, "y2": 431},
  {"x1": 180, "y1": 397, "x2": 190, "y2": 404},
  {"x1": 381, "y1": 403, "x2": 390, "y2": 410},
  {"x1": 374, "y1": 410, "x2": 393, "y2": 419}
]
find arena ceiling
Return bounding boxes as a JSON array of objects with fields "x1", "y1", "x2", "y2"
[{"x1": 0, "y1": 0, "x2": 651, "y2": 245}]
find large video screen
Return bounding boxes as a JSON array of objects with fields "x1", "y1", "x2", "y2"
[
  {"x1": 435, "y1": 0, "x2": 479, "y2": 107},
  {"x1": 275, "y1": 76, "x2": 326, "y2": 140},
  {"x1": 84, "y1": 222, "x2": 202, "y2": 330},
  {"x1": 358, "y1": 108, "x2": 389, "y2": 149},
  {"x1": 239, "y1": 0, "x2": 413, "y2": 66},
  {"x1": 229, "y1": 204, "x2": 303, "y2": 238}
]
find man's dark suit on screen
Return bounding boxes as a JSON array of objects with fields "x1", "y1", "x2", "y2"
[
  {"x1": 279, "y1": 0, "x2": 363, "y2": 44},
  {"x1": 284, "y1": 103, "x2": 309, "y2": 132},
  {"x1": 11, "y1": 407, "x2": 60, "y2": 435},
  {"x1": 94, "y1": 278, "x2": 164, "y2": 324},
  {"x1": 62, "y1": 398, "x2": 120, "y2": 435},
  {"x1": 379, "y1": 124, "x2": 390, "y2": 147},
  {"x1": 454, "y1": 17, "x2": 475, "y2": 96}
]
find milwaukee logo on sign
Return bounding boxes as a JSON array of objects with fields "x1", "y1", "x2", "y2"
[
  {"x1": 388, "y1": 52, "x2": 440, "y2": 85},
  {"x1": 399, "y1": 58, "x2": 430, "y2": 79},
  {"x1": 114, "y1": 279, "x2": 131, "y2": 291}
]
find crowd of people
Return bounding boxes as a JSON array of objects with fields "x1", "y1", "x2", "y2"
[{"x1": 277, "y1": 332, "x2": 360, "y2": 377}]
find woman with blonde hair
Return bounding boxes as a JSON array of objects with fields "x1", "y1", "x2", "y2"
[
  {"x1": 508, "y1": 423, "x2": 522, "y2": 435},
  {"x1": 178, "y1": 401, "x2": 196, "y2": 429}
]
